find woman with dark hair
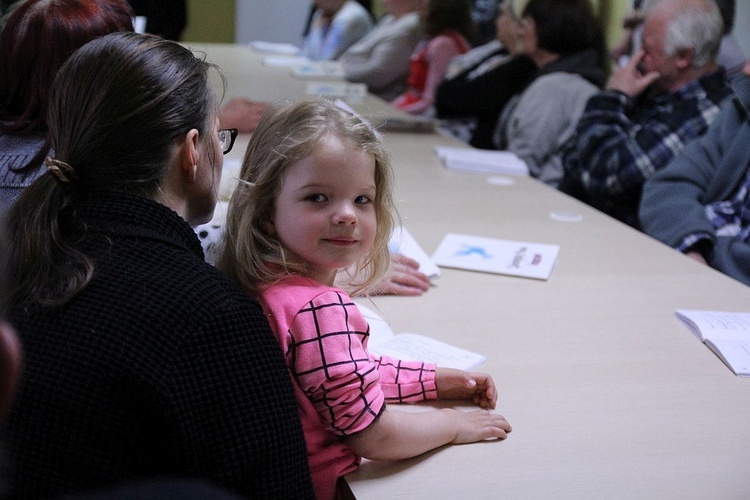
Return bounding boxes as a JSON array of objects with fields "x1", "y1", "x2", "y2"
[
  {"x1": 392, "y1": 0, "x2": 476, "y2": 114},
  {"x1": 1, "y1": 31, "x2": 313, "y2": 499},
  {"x1": 435, "y1": 0, "x2": 537, "y2": 148},
  {"x1": 493, "y1": 0, "x2": 607, "y2": 186},
  {"x1": 0, "y1": 0, "x2": 134, "y2": 213}
]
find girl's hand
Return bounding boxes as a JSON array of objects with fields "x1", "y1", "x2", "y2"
[
  {"x1": 436, "y1": 367, "x2": 497, "y2": 409},
  {"x1": 443, "y1": 408, "x2": 512, "y2": 443}
]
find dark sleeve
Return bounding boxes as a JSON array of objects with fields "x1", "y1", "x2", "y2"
[
  {"x1": 435, "y1": 54, "x2": 536, "y2": 120},
  {"x1": 166, "y1": 291, "x2": 314, "y2": 499},
  {"x1": 127, "y1": 0, "x2": 187, "y2": 40},
  {"x1": 639, "y1": 98, "x2": 738, "y2": 248}
]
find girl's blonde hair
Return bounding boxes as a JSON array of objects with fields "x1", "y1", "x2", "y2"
[{"x1": 216, "y1": 97, "x2": 396, "y2": 297}]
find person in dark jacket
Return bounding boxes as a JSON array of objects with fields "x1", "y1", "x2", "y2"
[
  {"x1": 640, "y1": 60, "x2": 750, "y2": 286},
  {"x1": 127, "y1": 0, "x2": 187, "y2": 40},
  {"x1": 435, "y1": 0, "x2": 536, "y2": 149},
  {"x1": 492, "y1": 0, "x2": 608, "y2": 186},
  {"x1": 1, "y1": 32, "x2": 314, "y2": 500}
]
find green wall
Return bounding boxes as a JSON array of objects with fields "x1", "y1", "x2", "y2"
[{"x1": 182, "y1": 0, "x2": 236, "y2": 43}]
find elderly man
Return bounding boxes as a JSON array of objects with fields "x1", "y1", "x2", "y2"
[
  {"x1": 559, "y1": 0, "x2": 732, "y2": 228},
  {"x1": 639, "y1": 60, "x2": 750, "y2": 286}
]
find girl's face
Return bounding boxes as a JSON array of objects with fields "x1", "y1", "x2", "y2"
[{"x1": 270, "y1": 133, "x2": 377, "y2": 286}]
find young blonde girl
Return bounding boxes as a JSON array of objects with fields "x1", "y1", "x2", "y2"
[{"x1": 217, "y1": 97, "x2": 512, "y2": 500}]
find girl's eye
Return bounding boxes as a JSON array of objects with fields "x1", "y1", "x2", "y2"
[
  {"x1": 307, "y1": 194, "x2": 328, "y2": 203},
  {"x1": 355, "y1": 195, "x2": 372, "y2": 204}
]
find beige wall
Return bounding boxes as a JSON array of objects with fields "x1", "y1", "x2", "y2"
[{"x1": 182, "y1": 0, "x2": 235, "y2": 43}]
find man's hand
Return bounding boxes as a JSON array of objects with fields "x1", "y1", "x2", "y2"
[{"x1": 606, "y1": 49, "x2": 660, "y2": 98}]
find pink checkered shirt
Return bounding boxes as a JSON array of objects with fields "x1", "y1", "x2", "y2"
[{"x1": 261, "y1": 275, "x2": 437, "y2": 499}]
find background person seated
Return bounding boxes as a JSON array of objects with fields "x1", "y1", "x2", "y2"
[
  {"x1": 301, "y1": 0, "x2": 374, "y2": 60},
  {"x1": 492, "y1": 0, "x2": 607, "y2": 187},
  {"x1": 392, "y1": 0, "x2": 475, "y2": 115},
  {"x1": 435, "y1": 0, "x2": 537, "y2": 148},
  {"x1": 559, "y1": 0, "x2": 732, "y2": 228},
  {"x1": 0, "y1": 0, "x2": 134, "y2": 214},
  {"x1": 3, "y1": 32, "x2": 313, "y2": 499},
  {"x1": 338, "y1": 0, "x2": 423, "y2": 101},
  {"x1": 640, "y1": 60, "x2": 750, "y2": 286}
]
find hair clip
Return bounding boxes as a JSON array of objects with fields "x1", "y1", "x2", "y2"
[{"x1": 44, "y1": 157, "x2": 78, "y2": 184}]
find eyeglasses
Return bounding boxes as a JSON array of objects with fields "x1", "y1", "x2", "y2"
[{"x1": 218, "y1": 128, "x2": 238, "y2": 155}]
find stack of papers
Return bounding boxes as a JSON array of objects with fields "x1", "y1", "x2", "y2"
[
  {"x1": 291, "y1": 61, "x2": 345, "y2": 79},
  {"x1": 248, "y1": 41, "x2": 300, "y2": 55},
  {"x1": 262, "y1": 55, "x2": 310, "y2": 67},
  {"x1": 435, "y1": 146, "x2": 529, "y2": 176},
  {"x1": 306, "y1": 82, "x2": 367, "y2": 100}
]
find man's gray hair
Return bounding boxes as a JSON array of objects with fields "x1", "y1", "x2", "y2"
[{"x1": 662, "y1": 0, "x2": 723, "y2": 68}]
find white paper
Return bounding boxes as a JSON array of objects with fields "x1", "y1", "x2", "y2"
[
  {"x1": 388, "y1": 227, "x2": 441, "y2": 279},
  {"x1": 432, "y1": 233, "x2": 559, "y2": 280},
  {"x1": 704, "y1": 339, "x2": 750, "y2": 377},
  {"x1": 306, "y1": 82, "x2": 367, "y2": 100},
  {"x1": 675, "y1": 310, "x2": 750, "y2": 376},
  {"x1": 675, "y1": 310, "x2": 750, "y2": 342},
  {"x1": 291, "y1": 61, "x2": 345, "y2": 79},
  {"x1": 357, "y1": 303, "x2": 486, "y2": 370},
  {"x1": 435, "y1": 146, "x2": 529, "y2": 176},
  {"x1": 262, "y1": 55, "x2": 310, "y2": 67},
  {"x1": 248, "y1": 41, "x2": 300, "y2": 55}
]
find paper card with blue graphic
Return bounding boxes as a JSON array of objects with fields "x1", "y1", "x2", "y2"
[{"x1": 431, "y1": 233, "x2": 559, "y2": 280}]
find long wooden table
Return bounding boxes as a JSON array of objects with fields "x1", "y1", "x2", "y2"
[{"x1": 190, "y1": 43, "x2": 750, "y2": 499}]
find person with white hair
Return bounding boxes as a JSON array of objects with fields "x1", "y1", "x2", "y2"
[{"x1": 560, "y1": 0, "x2": 733, "y2": 228}]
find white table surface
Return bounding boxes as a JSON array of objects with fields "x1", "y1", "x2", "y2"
[{"x1": 191, "y1": 43, "x2": 750, "y2": 500}]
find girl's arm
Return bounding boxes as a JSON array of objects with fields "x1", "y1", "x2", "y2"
[{"x1": 343, "y1": 407, "x2": 511, "y2": 461}]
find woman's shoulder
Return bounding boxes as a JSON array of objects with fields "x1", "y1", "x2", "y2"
[
  {"x1": 524, "y1": 71, "x2": 597, "y2": 98},
  {"x1": 388, "y1": 12, "x2": 421, "y2": 32},
  {"x1": 0, "y1": 130, "x2": 46, "y2": 151}
]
